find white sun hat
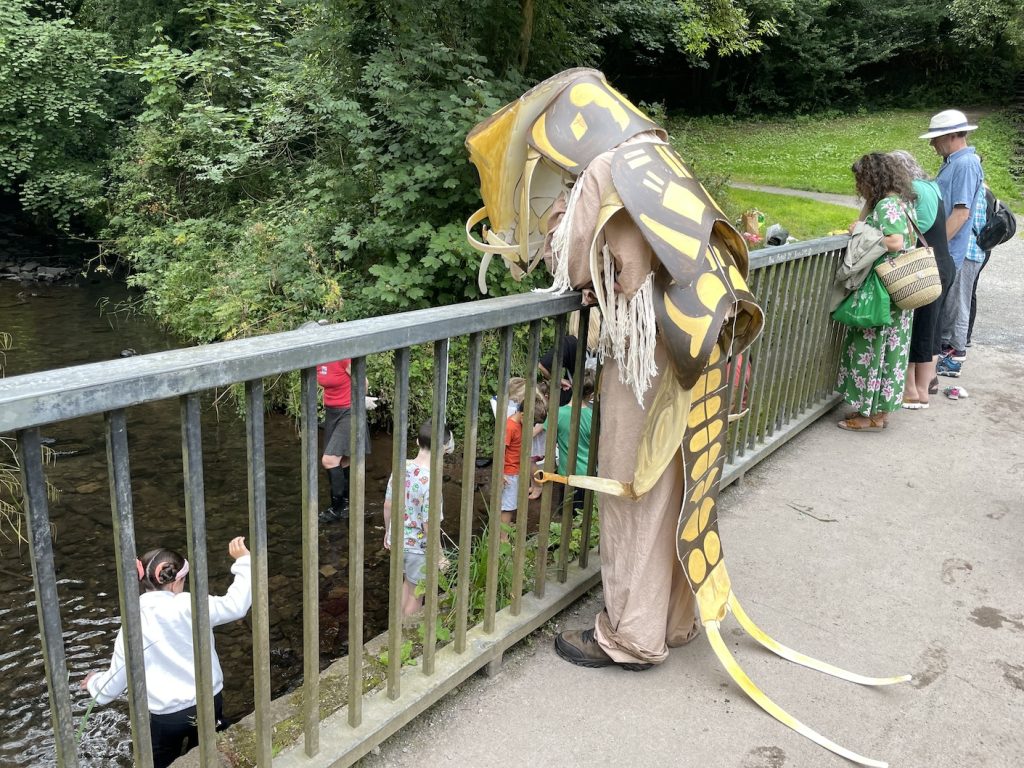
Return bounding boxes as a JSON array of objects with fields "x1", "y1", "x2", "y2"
[{"x1": 920, "y1": 109, "x2": 978, "y2": 139}]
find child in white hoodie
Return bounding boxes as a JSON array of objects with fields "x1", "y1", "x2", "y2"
[{"x1": 83, "y1": 536, "x2": 252, "y2": 768}]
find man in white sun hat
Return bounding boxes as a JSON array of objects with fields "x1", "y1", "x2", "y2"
[{"x1": 921, "y1": 109, "x2": 984, "y2": 366}]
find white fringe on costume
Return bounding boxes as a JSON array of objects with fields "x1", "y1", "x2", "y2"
[
  {"x1": 596, "y1": 247, "x2": 657, "y2": 407},
  {"x1": 534, "y1": 166, "x2": 658, "y2": 407},
  {"x1": 536, "y1": 171, "x2": 587, "y2": 295}
]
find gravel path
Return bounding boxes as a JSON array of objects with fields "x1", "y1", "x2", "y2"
[{"x1": 729, "y1": 182, "x2": 861, "y2": 209}]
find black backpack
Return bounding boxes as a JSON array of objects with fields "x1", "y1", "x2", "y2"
[{"x1": 973, "y1": 187, "x2": 1017, "y2": 252}]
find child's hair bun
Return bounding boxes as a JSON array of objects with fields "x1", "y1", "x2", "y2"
[
  {"x1": 138, "y1": 548, "x2": 187, "y2": 591},
  {"x1": 154, "y1": 560, "x2": 179, "y2": 585}
]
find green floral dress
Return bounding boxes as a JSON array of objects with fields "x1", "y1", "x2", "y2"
[{"x1": 836, "y1": 196, "x2": 914, "y2": 416}]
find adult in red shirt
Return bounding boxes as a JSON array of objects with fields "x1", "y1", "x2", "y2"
[{"x1": 317, "y1": 359, "x2": 371, "y2": 523}]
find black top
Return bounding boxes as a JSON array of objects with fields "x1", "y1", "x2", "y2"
[
  {"x1": 539, "y1": 336, "x2": 579, "y2": 407},
  {"x1": 921, "y1": 201, "x2": 955, "y2": 289}
]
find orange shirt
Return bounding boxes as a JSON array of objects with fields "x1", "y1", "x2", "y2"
[{"x1": 503, "y1": 416, "x2": 522, "y2": 475}]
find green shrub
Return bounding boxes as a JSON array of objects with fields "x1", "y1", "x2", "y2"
[{"x1": 0, "y1": 0, "x2": 111, "y2": 228}]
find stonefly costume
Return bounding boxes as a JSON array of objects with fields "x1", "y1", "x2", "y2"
[{"x1": 465, "y1": 68, "x2": 909, "y2": 767}]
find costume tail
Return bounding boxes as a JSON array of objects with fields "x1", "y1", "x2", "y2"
[
  {"x1": 728, "y1": 595, "x2": 911, "y2": 687},
  {"x1": 704, "y1": 620, "x2": 891, "y2": 768}
]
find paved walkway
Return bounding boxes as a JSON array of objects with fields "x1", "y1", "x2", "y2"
[
  {"x1": 357, "y1": 232, "x2": 1024, "y2": 768},
  {"x1": 730, "y1": 182, "x2": 862, "y2": 209}
]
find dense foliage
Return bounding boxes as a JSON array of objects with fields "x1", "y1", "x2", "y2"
[
  {"x1": 614, "y1": 0, "x2": 1024, "y2": 114},
  {"x1": 0, "y1": 0, "x2": 111, "y2": 228},
  {"x1": 1, "y1": 0, "x2": 1020, "y2": 429}
]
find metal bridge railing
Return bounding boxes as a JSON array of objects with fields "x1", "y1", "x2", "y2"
[{"x1": 0, "y1": 235, "x2": 848, "y2": 768}]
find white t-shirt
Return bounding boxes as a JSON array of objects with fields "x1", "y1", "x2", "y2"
[{"x1": 87, "y1": 555, "x2": 252, "y2": 715}]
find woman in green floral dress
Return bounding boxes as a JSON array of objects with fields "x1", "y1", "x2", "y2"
[{"x1": 836, "y1": 153, "x2": 916, "y2": 431}]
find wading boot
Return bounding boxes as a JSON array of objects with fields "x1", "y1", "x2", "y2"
[{"x1": 319, "y1": 466, "x2": 349, "y2": 523}]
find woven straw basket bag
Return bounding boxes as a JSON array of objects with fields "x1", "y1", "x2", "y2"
[{"x1": 874, "y1": 206, "x2": 941, "y2": 311}]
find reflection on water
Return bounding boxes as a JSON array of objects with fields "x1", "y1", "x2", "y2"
[{"x1": 0, "y1": 277, "x2": 477, "y2": 765}]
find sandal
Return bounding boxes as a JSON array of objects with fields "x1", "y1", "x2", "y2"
[
  {"x1": 928, "y1": 377, "x2": 939, "y2": 395},
  {"x1": 901, "y1": 398, "x2": 922, "y2": 410},
  {"x1": 837, "y1": 415, "x2": 886, "y2": 432}
]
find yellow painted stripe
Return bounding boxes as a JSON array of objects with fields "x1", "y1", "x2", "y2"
[
  {"x1": 640, "y1": 214, "x2": 702, "y2": 261},
  {"x1": 569, "y1": 82, "x2": 630, "y2": 130},
  {"x1": 656, "y1": 144, "x2": 691, "y2": 178},
  {"x1": 663, "y1": 180, "x2": 707, "y2": 223},
  {"x1": 663, "y1": 293, "x2": 712, "y2": 359},
  {"x1": 531, "y1": 113, "x2": 577, "y2": 169},
  {"x1": 697, "y1": 272, "x2": 728, "y2": 312}
]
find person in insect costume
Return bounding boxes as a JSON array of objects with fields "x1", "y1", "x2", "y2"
[{"x1": 465, "y1": 68, "x2": 909, "y2": 768}]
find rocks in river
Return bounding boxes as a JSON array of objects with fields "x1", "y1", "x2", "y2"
[{"x1": 0, "y1": 260, "x2": 72, "y2": 282}]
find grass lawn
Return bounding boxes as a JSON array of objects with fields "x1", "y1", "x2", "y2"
[
  {"x1": 722, "y1": 188, "x2": 855, "y2": 244},
  {"x1": 666, "y1": 109, "x2": 1023, "y2": 211}
]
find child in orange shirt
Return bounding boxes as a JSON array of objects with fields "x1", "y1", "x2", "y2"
[{"x1": 501, "y1": 400, "x2": 524, "y2": 541}]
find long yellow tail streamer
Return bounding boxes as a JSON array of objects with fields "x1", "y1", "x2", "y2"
[
  {"x1": 728, "y1": 595, "x2": 912, "y2": 687},
  {"x1": 704, "y1": 622, "x2": 890, "y2": 768}
]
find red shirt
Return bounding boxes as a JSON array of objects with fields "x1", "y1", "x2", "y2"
[
  {"x1": 503, "y1": 417, "x2": 522, "y2": 475},
  {"x1": 317, "y1": 360, "x2": 352, "y2": 408}
]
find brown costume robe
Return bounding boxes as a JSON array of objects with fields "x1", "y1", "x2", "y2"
[{"x1": 546, "y1": 141, "x2": 697, "y2": 664}]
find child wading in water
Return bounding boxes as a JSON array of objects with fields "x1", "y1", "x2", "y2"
[
  {"x1": 83, "y1": 536, "x2": 252, "y2": 768},
  {"x1": 383, "y1": 420, "x2": 453, "y2": 616}
]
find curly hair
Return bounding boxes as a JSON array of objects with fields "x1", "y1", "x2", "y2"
[
  {"x1": 138, "y1": 548, "x2": 186, "y2": 593},
  {"x1": 851, "y1": 152, "x2": 916, "y2": 210}
]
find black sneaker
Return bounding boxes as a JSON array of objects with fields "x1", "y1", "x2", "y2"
[
  {"x1": 318, "y1": 505, "x2": 348, "y2": 524},
  {"x1": 554, "y1": 628, "x2": 652, "y2": 671}
]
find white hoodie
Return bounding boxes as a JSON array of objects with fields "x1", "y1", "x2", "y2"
[{"x1": 87, "y1": 555, "x2": 252, "y2": 715}]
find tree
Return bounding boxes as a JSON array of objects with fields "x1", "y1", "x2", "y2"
[
  {"x1": 949, "y1": 0, "x2": 1024, "y2": 50},
  {"x1": 0, "y1": 0, "x2": 110, "y2": 228}
]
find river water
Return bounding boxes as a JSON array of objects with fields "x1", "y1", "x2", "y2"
[{"x1": 0, "y1": 275, "x2": 482, "y2": 766}]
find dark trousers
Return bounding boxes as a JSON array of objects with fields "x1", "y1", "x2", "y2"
[
  {"x1": 967, "y1": 250, "x2": 992, "y2": 344},
  {"x1": 150, "y1": 692, "x2": 225, "y2": 768}
]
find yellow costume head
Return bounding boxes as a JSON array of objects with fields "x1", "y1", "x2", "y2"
[{"x1": 465, "y1": 68, "x2": 664, "y2": 293}]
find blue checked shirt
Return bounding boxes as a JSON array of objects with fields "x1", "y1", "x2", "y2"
[{"x1": 965, "y1": 187, "x2": 988, "y2": 263}]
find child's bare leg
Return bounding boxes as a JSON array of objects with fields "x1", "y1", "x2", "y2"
[
  {"x1": 401, "y1": 578, "x2": 421, "y2": 616},
  {"x1": 529, "y1": 459, "x2": 543, "y2": 499},
  {"x1": 500, "y1": 510, "x2": 514, "y2": 542}
]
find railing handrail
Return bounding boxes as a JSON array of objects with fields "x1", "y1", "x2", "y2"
[
  {"x1": 0, "y1": 291, "x2": 583, "y2": 432},
  {"x1": 748, "y1": 234, "x2": 848, "y2": 269},
  {"x1": 0, "y1": 237, "x2": 851, "y2": 435}
]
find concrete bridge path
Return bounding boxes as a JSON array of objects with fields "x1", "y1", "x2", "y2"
[{"x1": 357, "y1": 234, "x2": 1024, "y2": 768}]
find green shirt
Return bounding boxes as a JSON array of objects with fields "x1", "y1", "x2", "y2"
[
  {"x1": 911, "y1": 179, "x2": 940, "y2": 233},
  {"x1": 556, "y1": 403, "x2": 592, "y2": 475}
]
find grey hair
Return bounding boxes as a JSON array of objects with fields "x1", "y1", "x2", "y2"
[{"x1": 888, "y1": 150, "x2": 927, "y2": 181}]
